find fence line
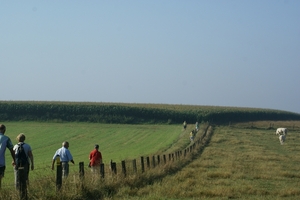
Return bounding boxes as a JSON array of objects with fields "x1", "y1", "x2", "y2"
[
  {"x1": 70, "y1": 123, "x2": 211, "y2": 182},
  {"x1": 4, "y1": 124, "x2": 211, "y2": 199}
]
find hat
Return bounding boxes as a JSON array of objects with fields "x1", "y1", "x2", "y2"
[{"x1": 95, "y1": 144, "x2": 99, "y2": 148}]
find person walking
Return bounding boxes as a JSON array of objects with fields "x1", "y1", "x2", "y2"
[
  {"x1": 0, "y1": 124, "x2": 15, "y2": 188},
  {"x1": 183, "y1": 121, "x2": 187, "y2": 130},
  {"x1": 189, "y1": 130, "x2": 195, "y2": 142},
  {"x1": 51, "y1": 141, "x2": 74, "y2": 178},
  {"x1": 89, "y1": 144, "x2": 102, "y2": 173},
  {"x1": 195, "y1": 122, "x2": 199, "y2": 132},
  {"x1": 13, "y1": 133, "x2": 34, "y2": 189}
]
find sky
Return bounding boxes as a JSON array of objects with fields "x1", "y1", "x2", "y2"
[{"x1": 1, "y1": 1, "x2": 299, "y2": 114}]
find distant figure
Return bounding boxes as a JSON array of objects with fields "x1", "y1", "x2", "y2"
[
  {"x1": 13, "y1": 133, "x2": 34, "y2": 189},
  {"x1": 190, "y1": 130, "x2": 195, "y2": 142},
  {"x1": 183, "y1": 121, "x2": 187, "y2": 130},
  {"x1": 195, "y1": 122, "x2": 199, "y2": 132},
  {"x1": 0, "y1": 124, "x2": 15, "y2": 188},
  {"x1": 89, "y1": 144, "x2": 102, "y2": 173},
  {"x1": 51, "y1": 141, "x2": 75, "y2": 178}
]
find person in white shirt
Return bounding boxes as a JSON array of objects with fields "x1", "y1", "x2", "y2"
[
  {"x1": 51, "y1": 141, "x2": 75, "y2": 178},
  {"x1": 0, "y1": 124, "x2": 15, "y2": 188}
]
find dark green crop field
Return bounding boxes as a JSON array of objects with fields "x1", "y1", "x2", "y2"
[{"x1": 0, "y1": 101, "x2": 299, "y2": 124}]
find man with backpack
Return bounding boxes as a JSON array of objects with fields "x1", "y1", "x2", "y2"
[
  {"x1": 0, "y1": 124, "x2": 15, "y2": 188},
  {"x1": 13, "y1": 133, "x2": 34, "y2": 189}
]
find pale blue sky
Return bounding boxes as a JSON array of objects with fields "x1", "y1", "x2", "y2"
[{"x1": 1, "y1": 1, "x2": 299, "y2": 113}]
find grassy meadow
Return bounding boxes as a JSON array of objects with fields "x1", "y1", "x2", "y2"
[
  {"x1": 2, "y1": 121, "x2": 190, "y2": 189},
  {"x1": 1, "y1": 120, "x2": 300, "y2": 199},
  {"x1": 112, "y1": 121, "x2": 300, "y2": 200}
]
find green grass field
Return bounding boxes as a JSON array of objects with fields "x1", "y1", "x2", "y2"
[
  {"x1": 2, "y1": 120, "x2": 300, "y2": 199},
  {"x1": 2, "y1": 121, "x2": 192, "y2": 188}
]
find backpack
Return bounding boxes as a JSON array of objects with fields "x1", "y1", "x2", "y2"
[{"x1": 15, "y1": 143, "x2": 28, "y2": 169}]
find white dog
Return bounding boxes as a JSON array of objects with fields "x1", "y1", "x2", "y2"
[{"x1": 276, "y1": 128, "x2": 287, "y2": 136}]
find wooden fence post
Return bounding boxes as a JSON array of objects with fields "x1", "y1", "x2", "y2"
[
  {"x1": 100, "y1": 163, "x2": 105, "y2": 178},
  {"x1": 141, "y1": 156, "x2": 145, "y2": 173},
  {"x1": 121, "y1": 160, "x2": 126, "y2": 176},
  {"x1": 56, "y1": 156, "x2": 62, "y2": 192},
  {"x1": 163, "y1": 154, "x2": 166, "y2": 164},
  {"x1": 110, "y1": 160, "x2": 117, "y2": 175},
  {"x1": 79, "y1": 162, "x2": 84, "y2": 179},
  {"x1": 157, "y1": 155, "x2": 160, "y2": 165},
  {"x1": 18, "y1": 167, "x2": 28, "y2": 200},
  {"x1": 152, "y1": 156, "x2": 156, "y2": 168},
  {"x1": 146, "y1": 157, "x2": 150, "y2": 169},
  {"x1": 132, "y1": 159, "x2": 137, "y2": 173}
]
